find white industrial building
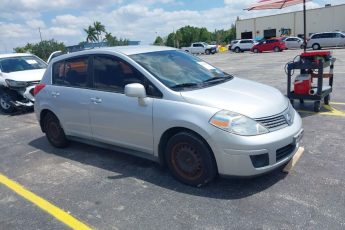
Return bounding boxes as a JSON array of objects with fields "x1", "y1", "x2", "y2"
[{"x1": 236, "y1": 4, "x2": 345, "y2": 40}]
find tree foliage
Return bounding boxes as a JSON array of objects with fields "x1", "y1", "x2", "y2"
[
  {"x1": 153, "y1": 36, "x2": 165, "y2": 45},
  {"x1": 14, "y1": 39, "x2": 66, "y2": 61},
  {"x1": 159, "y1": 24, "x2": 236, "y2": 48},
  {"x1": 84, "y1": 21, "x2": 129, "y2": 46}
]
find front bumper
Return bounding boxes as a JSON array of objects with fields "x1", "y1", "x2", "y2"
[{"x1": 207, "y1": 111, "x2": 303, "y2": 176}]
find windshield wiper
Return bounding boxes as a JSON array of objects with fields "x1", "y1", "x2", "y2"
[
  {"x1": 170, "y1": 83, "x2": 200, "y2": 89},
  {"x1": 203, "y1": 75, "x2": 233, "y2": 84}
]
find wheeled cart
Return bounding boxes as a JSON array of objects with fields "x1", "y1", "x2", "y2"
[{"x1": 286, "y1": 51, "x2": 336, "y2": 112}]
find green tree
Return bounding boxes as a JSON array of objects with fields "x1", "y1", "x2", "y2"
[
  {"x1": 93, "y1": 21, "x2": 106, "y2": 42},
  {"x1": 14, "y1": 39, "x2": 66, "y2": 61},
  {"x1": 165, "y1": 33, "x2": 175, "y2": 47},
  {"x1": 153, "y1": 36, "x2": 164, "y2": 45},
  {"x1": 84, "y1": 25, "x2": 97, "y2": 42}
]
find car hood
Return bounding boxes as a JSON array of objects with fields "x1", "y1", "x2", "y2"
[
  {"x1": 2, "y1": 69, "x2": 45, "y2": 82},
  {"x1": 180, "y1": 77, "x2": 288, "y2": 118}
]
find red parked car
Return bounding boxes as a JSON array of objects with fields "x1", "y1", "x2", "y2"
[{"x1": 251, "y1": 38, "x2": 286, "y2": 53}]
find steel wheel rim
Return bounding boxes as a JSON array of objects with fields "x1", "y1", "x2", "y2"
[
  {"x1": 171, "y1": 143, "x2": 203, "y2": 180},
  {"x1": 48, "y1": 121, "x2": 60, "y2": 142},
  {"x1": 0, "y1": 98, "x2": 11, "y2": 110}
]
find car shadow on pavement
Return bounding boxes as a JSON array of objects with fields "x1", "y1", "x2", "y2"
[{"x1": 29, "y1": 136, "x2": 288, "y2": 200}]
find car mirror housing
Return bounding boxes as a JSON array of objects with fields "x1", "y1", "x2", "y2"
[{"x1": 125, "y1": 83, "x2": 147, "y2": 98}]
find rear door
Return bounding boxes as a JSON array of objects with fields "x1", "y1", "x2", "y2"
[
  {"x1": 50, "y1": 56, "x2": 93, "y2": 138},
  {"x1": 88, "y1": 54, "x2": 157, "y2": 154}
]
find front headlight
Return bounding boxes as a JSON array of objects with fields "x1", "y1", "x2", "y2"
[
  {"x1": 5, "y1": 79, "x2": 28, "y2": 88},
  {"x1": 209, "y1": 110, "x2": 269, "y2": 136},
  {"x1": 286, "y1": 99, "x2": 295, "y2": 125}
]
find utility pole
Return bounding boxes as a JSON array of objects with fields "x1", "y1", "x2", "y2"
[{"x1": 38, "y1": 27, "x2": 43, "y2": 42}]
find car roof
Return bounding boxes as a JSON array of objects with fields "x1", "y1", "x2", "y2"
[
  {"x1": 0, "y1": 53, "x2": 35, "y2": 59},
  {"x1": 52, "y1": 45, "x2": 177, "y2": 62}
]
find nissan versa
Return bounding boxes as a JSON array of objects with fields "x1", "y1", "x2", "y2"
[{"x1": 34, "y1": 46, "x2": 303, "y2": 186}]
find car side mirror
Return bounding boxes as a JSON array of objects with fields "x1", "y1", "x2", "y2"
[
  {"x1": 125, "y1": 83, "x2": 148, "y2": 106},
  {"x1": 125, "y1": 83, "x2": 146, "y2": 98}
]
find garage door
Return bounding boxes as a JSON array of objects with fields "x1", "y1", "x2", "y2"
[
  {"x1": 241, "y1": 32, "x2": 253, "y2": 39},
  {"x1": 264, "y1": 29, "x2": 276, "y2": 39}
]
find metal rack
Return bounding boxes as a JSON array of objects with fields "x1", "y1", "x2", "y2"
[{"x1": 287, "y1": 56, "x2": 335, "y2": 112}]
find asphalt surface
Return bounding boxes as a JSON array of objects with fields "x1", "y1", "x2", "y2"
[{"x1": 0, "y1": 49, "x2": 344, "y2": 230}]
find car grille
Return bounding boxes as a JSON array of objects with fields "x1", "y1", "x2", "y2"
[
  {"x1": 255, "y1": 114, "x2": 288, "y2": 132},
  {"x1": 276, "y1": 144, "x2": 295, "y2": 162}
]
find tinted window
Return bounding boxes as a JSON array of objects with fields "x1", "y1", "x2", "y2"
[
  {"x1": 92, "y1": 55, "x2": 162, "y2": 97},
  {"x1": 311, "y1": 34, "x2": 320, "y2": 39},
  {"x1": 52, "y1": 57, "x2": 89, "y2": 88},
  {"x1": 0, "y1": 56, "x2": 47, "y2": 73},
  {"x1": 193, "y1": 44, "x2": 203, "y2": 47}
]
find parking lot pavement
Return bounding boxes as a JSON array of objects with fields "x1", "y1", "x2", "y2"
[{"x1": 1, "y1": 49, "x2": 345, "y2": 230}]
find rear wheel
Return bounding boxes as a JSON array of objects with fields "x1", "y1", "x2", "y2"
[
  {"x1": 274, "y1": 46, "x2": 280, "y2": 52},
  {"x1": 0, "y1": 91, "x2": 15, "y2": 114},
  {"x1": 43, "y1": 112, "x2": 69, "y2": 148},
  {"x1": 165, "y1": 132, "x2": 217, "y2": 187}
]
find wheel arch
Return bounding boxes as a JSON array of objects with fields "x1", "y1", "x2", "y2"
[{"x1": 158, "y1": 126, "x2": 217, "y2": 172}]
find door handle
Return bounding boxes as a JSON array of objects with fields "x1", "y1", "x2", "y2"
[
  {"x1": 51, "y1": 91, "x2": 60, "y2": 97},
  {"x1": 90, "y1": 97, "x2": 102, "y2": 104}
]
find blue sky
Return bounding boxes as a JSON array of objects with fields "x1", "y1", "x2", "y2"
[{"x1": 0, "y1": 0, "x2": 344, "y2": 53}]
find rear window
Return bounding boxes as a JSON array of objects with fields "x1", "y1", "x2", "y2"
[
  {"x1": 52, "y1": 56, "x2": 89, "y2": 88},
  {"x1": 0, "y1": 56, "x2": 47, "y2": 73}
]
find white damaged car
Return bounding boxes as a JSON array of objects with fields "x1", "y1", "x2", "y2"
[{"x1": 0, "y1": 53, "x2": 47, "y2": 113}]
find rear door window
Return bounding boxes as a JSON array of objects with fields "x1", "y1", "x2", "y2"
[{"x1": 52, "y1": 56, "x2": 89, "y2": 88}]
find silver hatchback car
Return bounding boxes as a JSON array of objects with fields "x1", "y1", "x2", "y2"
[{"x1": 34, "y1": 46, "x2": 303, "y2": 186}]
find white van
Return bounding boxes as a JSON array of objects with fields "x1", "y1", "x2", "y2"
[{"x1": 307, "y1": 32, "x2": 345, "y2": 50}]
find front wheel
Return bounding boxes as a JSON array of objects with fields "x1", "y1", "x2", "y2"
[
  {"x1": 165, "y1": 132, "x2": 217, "y2": 187},
  {"x1": 274, "y1": 46, "x2": 280, "y2": 52},
  {"x1": 205, "y1": 49, "x2": 211, "y2": 55},
  {"x1": 324, "y1": 95, "x2": 330, "y2": 105},
  {"x1": 234, "y1": 47, "x2": 240, "y2": 53},
  {"x1": 0, "y1": 92, "x2": 15, "y2": 114},
  {"x1": 312, "y1": 43, "x2": 321, "y2": 50},
  {"x1": 253, "y1": 48, "x2": 259, "y2": 53},
  {"x1": 43, "y1": 112, "x2": 69, "y2": 148},
  {"x1": 314, "y1": 101, "x2": 321, "y2": 112}
]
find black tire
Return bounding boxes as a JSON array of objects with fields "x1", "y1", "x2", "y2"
[
  {"x1": 165, "y1": 132, "x2": 217, "y2": 187},
  {"x1": 314, "y1": 101, "x2": 321, "y2": 112},
  {"x1": 205, "y1": 49, "x2": 210, "y2": 55},
  {"x1": 43, "y1": 112, "x2": 69, "y2": 148},
  {"x1": 312, "y1": 43, "x2": 321, "y2": 50},
  {"x1": 253, "y1": 48, "x2": 259, "y2": 53},
  {"x1": 299, "y1": 99, "x2": 304, "y2": 104},
  {"x1": 0, "y1": 92, "x2": 15, "y2": 114},
  {"x1": 274, "y1": 46, "x2": 280, "y2": 52},
  {"x1": 300, "y1": 44, "x2": 305, "y2": 49},
  {"x1": 234, "y1": 47, "x2": 241, "y2": 53},
  {"x1": 324, "y1": 95, "x2": 330, "y2": 105}
]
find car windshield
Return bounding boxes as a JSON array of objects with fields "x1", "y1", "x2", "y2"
[
  {"x1": 0, "y1": 56, "x2": 47, "y2": 73},
  {"x1": 130, "y1": 50, "x2": 232, "y2": 91}
]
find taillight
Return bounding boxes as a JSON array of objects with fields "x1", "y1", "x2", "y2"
[{"x1": 34, "y1": 83, "x2": 46, "y2": 96}]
